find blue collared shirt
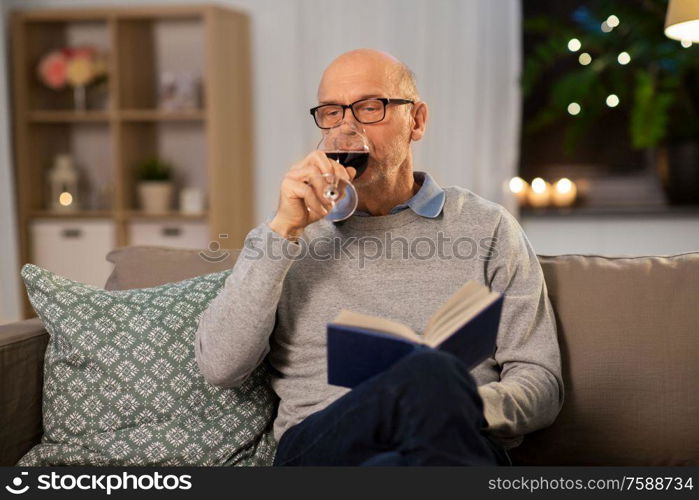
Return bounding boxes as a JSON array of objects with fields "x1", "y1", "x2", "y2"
[{"x1": 352, "y1": 171, "x2": 446, "y2": 218}]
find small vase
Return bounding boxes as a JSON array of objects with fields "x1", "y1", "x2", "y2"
[
  {"x1": 73, "y1": 85, "x2": 87, "y2": 112},
  {"x1": 138, "y1": 181, "x2": 174, "y2": 214}
]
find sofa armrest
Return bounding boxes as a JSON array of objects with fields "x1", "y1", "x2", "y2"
[{"x1": 0, "y1": 318, "x2": 48, "y2": 465}]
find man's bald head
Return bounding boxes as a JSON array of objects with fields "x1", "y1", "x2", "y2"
[
  {"x1": 313, "y1": 49, "x2": 429, "y2": 200},
  {"x1": 318, "y1": 49, "x2": 419, "y2": 101}
]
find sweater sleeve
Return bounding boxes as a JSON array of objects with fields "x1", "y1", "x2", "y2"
[
  {"x1": 478, "y1": 208, "x2": 564, "y2": 448},
  {"x1": 194, "y1": 221, "x2": 304, "y2": 388}
]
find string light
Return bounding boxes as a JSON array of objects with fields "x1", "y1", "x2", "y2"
[
  {"x1": 606, "y1": 15, "x2": 620, "y2": 28},
  {"x1": 568, "y1": 38, "x2": 582, "y2": 52},
  {"x1": 681, "y1": 39, "x2": 692, "y2": 48},
  {"x1": 617, "y1": 51, "x2": 631, "y2": 65},
  {"x1": 601, "y1": 21, "x2": 613, "y2": 33},
  {"x1": 567, "y1": 102, "x2": 581, "y2": 115},
  {"x1": 606, "y1": 94, "x2": 620, "y2": 107},
  {"x1": 578, "y1": 52, "x2": 592, "y2": 65}
]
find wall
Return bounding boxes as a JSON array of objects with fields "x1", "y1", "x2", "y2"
[
  {"x1": 0, "y1": 0, "x2": 22, "y2": 323},
  {"x1": 522, "y1": 215, "x2": 699, "y2": 257},
  {"x1": 0, "y1": 0, "x2": 522, "y2": 322},
  {"x1": 3, "y1": 0, "x2": 521, "y2": 216}
]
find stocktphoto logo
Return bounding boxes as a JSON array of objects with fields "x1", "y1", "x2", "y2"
[
  {"x1": 5, "y1": 471, "x2": 29, "y2": 495},
  {"x1": 199, "y1": 233, "x2": 231, "y2": 263}
]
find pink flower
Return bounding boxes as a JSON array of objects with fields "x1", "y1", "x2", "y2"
[{"x1": 37, "y1": 50, "x2": 68, "y2": 90}]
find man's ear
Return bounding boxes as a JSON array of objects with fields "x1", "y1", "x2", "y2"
[{"x1": 410, "y1": 101, "x2": 428, "y2": 142}]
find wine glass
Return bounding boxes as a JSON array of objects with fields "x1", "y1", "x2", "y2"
[{"x1": 315, "y1": 122, "x2": 369, "y2": 221}]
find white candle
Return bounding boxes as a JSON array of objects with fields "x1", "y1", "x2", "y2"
[
  {"x1": 527, "y1": 177, "x2": 551, "y2": 207},
  {"x1": 508, "y1": 176, "x2": 530, "y2": 206},
  {"x1": 551, "y1": 178, "x2": 577, "y2": 207}
]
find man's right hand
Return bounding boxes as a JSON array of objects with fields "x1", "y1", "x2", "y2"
[{"x1": 269, "y1": 151, "x2": 356, "y2": 240}]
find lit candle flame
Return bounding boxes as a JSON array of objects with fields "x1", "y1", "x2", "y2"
[{"x1": 59, "y1": 192, "x2": 73, "y2": 207}]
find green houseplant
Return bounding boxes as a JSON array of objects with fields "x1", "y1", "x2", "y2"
[
  {"x1": 136, "y1": 157, "x2": 175, "y2": 213},
  {"x1": 522, "y1": 0, "x2": 699, "y2": 203}
]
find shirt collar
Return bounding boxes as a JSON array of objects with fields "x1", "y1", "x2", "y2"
[{"x1": 353, "y1": 171, "x2": 446, "y2": 219}]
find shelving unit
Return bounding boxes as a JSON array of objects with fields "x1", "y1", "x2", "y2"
[{"x1": 11, "y1": 5, "x2": 253, "y2": 317}]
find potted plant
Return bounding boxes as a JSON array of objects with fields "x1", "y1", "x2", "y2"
[
  {"x1": 136, "y1": 157, "x2": 175, "y2": 214},
  {"x1": 522, "y1": 0, "x2": 699, "y2": 204}
]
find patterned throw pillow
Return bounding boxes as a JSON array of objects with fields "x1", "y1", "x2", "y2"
[{"x1": 18, "y1": 264, "x2": 278, "y2": 466}]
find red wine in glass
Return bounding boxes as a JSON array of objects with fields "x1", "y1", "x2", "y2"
[
  {"x1": 325, "y1": 151, "x2": 369, "y2": 179},
  {"x1": 316, "y1": 123, "x2": 367, "y2": 220}
]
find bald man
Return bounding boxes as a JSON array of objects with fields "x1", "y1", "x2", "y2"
[{"x1": 195, "y1": 49, "x2": 564, "y2": 466}]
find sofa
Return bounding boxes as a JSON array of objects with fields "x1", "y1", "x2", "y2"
[{"x1": 1, "y1": 246, "x2": 697, "y2": 466}]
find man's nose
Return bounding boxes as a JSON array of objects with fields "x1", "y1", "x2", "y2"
[{"x1": 338, "y1": 111, "x2": 360, "y2": 133}]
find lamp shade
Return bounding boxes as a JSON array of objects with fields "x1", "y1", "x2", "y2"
[{"x1": 665, "y1": 0, "x2": 699, "y2": 42}]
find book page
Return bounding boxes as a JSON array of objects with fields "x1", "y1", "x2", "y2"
[
  {"x1": 331, "y1": 309, "x2": 424, "y2": 344},
  {"x1": 425, "y1": 292, "x2": 501, "y2": 347},
  {"x1": 423, "y1": 281, "x2": 486, "y2": 338},
  {"x1": 423, "y1": 287, "x2": 489, "y2": 338},
  {"x1": 423, "y1": 281, "x2": 483, "y2": 332}
]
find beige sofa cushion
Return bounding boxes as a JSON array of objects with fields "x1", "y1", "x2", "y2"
[
  {"x1": 105, "y1": 246, "x2": 237, "y2": 291},
  {"x1": 510, "y1": 253, "x2": 699, "y2": 465}
]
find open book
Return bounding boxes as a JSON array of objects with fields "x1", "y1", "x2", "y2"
[{"x1": 327, "y1": 281, "x2": 504, "y2": 388}]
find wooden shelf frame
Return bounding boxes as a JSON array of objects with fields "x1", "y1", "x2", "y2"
[
  {"x1": 11, "y1": 4, "x2": 253, "y2": 317},
  {"x1": 26, "y1": 109, "x2": 206, "y2": 123}
]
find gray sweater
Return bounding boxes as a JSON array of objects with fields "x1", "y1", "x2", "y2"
[{"x1": 194, "y1": 178, "x2": 564, "y2": 450}]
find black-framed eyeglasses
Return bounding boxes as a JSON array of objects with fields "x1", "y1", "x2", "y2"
[{"x1": 310, "y1": 97, "x2": 414, "y2": 129}]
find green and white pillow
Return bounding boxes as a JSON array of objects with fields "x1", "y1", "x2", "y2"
[{"x1": 18, "y1": 264, "x2": 278, "y2": 466}]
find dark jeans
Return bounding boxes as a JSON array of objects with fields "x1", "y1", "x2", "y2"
[{"x1": 273, "y1": 347, "x2": 512, "y2": 466}]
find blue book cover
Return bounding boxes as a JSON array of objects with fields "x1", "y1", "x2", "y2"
[{"x1": 327, "y1": 293, "x2": 504, "y2": 388}]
